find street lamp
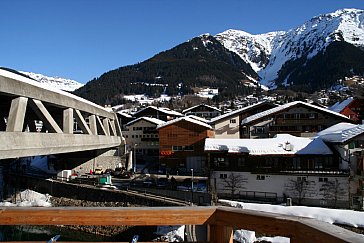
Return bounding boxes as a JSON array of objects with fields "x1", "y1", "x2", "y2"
[
  {"x1": 133, "y1": 143, "x2": 137, "y2": 173},
  {"x1": 191, "y1": 168, "x2": 194, "y2": 205}
]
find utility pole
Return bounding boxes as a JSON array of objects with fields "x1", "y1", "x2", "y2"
[{"x1": 191, "y1": 168, "x2": 194, "y2": 205}]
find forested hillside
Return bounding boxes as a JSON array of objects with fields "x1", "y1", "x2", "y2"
[{"x1": 74, "y1": 35, "x2": 259, "y2": 105}]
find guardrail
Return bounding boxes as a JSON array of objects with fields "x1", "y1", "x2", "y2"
[{"x1": 0, "y1": 206, "x2": 363, "y2": 242}]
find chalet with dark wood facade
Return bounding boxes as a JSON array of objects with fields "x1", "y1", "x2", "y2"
[
  {"x1": 209, "y1": 101, "x2": 277, "y2": 139},
  {"x1": 157, "y1": 116, "x2": 214, "y2": 175},
  {"x1": 241, "y1": 101, "x2": 353, "y2": 139}
]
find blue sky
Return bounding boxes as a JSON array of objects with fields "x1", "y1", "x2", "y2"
[{"x1": 1, "y1": 0, "x2": 364, "y2": 84}]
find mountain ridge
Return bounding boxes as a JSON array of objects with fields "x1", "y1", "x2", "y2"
[{"x1": 215, "y1": 8, "x2": 364, "y2": 89}]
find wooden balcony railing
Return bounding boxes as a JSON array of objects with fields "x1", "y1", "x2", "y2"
[{"x1": 0, "y1": 206, "x2": 363, "y2": 242}]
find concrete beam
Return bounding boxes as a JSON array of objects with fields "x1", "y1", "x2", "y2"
[
  {"x1": 96, "y1": 115, "x2": 107, "y2": 135},
  {"x1": 89, "y1": 115, "x2": 97, "y2": 135},
  {"x1": 103, "y1": 118, "x2": 110, "y2": 136},
  {"x1": 74, "y1": 110, "x2": 92, "y2": 135},
  {"x1": 0, "y1": 75, "x2": 113, "y2": 119},
  {"x1": 0, "y1": 132, "x2": 122, "y2": 159},
  {"x1": 109, "y1": 120, "x2": 116, "y2": 136},
  {"x1": 6, "y1": 97, "x2": 28, "y2": 132},
  {"x1": 29, "y1": 99, "x2": 63, "y2": 133},
  {"x1": 63, "y1": 108, "x2": 74, "y2": 134}
]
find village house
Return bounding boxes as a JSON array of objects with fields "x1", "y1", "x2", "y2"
[
  {"x1": 123, "y1": 117, "x2": 165, "y2": 171},
  {"x1": 157, "y1": 116, "x2": 214, "y2": 175},
  {"x1": 205, "y1": 134, "x2": 350, "y2": 208},
  {"x1": 240, "y1": 101, "x2": 353, "y2": 139},
  {"x1": 318, "y1": 123, "x2": 364, "y2": 210},
  {"x1": 329, "y1": 97, "x2": 364, "y2": 124},
  {"x1": 208, "y1": 101, "x2": 277, "y2": 139},
  {"x1": 182, "y1": 104, "x2": 221, "y2": 120}
]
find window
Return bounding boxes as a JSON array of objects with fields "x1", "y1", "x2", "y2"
[
  {"x1": 254, "y1": 127, "x2": 265, "y2": 134},
  {"x1": 238, "y1": 158, "x2": 246, "y2": 167},
  {"x1": 297, "y1": 176, "x2": 307, "y2": 182},
  {"x1": 214, "y1": 157, "x2": 228, "y2": 167},
  {"x1": 256, "y1": 175, "x2": 265, "y2": 180},
  {"x1": 230, "y1": 119, "x2": 236, "y2": 124},
  {"x1": 172, "y1": 146, "x2": 183, "y2": 151},
  {"x1": 172, "y1": 145, "x2": 194, "y2": 151},
  {"x1": 319, "y1": 177, "x2": 328, "y2": 182},
  {"x1": 220, "y1": 174, "x2": 227, "y2": 179}
]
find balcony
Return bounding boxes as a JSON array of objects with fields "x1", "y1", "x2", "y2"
[{"x1": 0, "y1": 206, "x2": 362, "y2": 242}]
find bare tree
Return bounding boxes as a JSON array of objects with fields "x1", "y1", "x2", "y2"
[
  {"x1": 285, "y1": 178, "x2": 314, "y2": 205},
  {"x1": 222, "y1": 173, "x2": 247, "y2": 198},
  {"x1": 320, "y1": 179, "x2": 345, "y2": 208}
]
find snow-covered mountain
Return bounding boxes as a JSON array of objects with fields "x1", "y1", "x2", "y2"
[
  {"x1": 20, "y1": 71, "x2": 83, "y2": 92},
  {"x1": 215, "y1": 8, "x2": 364, "y2": 89}
]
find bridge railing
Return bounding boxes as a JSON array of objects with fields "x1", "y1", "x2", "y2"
[
  {"x1": 0, "y1": 206, "x2": 362, "y2": 242},
  {"x1": 0, "y1": 69, "x2": 123, "y2": 159}
]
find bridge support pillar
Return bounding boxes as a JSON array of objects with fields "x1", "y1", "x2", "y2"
[
  {"x1": 6, "y1": 97, "x2": 28, "y2": 132},
  {"x1": 89, "y1": 115, "x2": 97, "y2": 135},
  {"x1": 63, "y1": 108, "x2": 74, "y2": 134}
]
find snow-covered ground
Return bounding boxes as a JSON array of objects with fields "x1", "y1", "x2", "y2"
[
  {"x1": 2, "y1": 181, "x2": 364, "y2": 242},
  {"x1": 220, "y1": 199, "x2": 364, "y2": 242},
  {"x1": 0, "y1": 189, "x2": 51, "y2": 207}
]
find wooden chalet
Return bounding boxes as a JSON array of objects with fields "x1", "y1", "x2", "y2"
[
  {"x1": 330, "y1": 97, "x2": 364, "y2": 124},
  {"x1": 209, "y1": 101, "x2": 277, "y2": 139},
  {"x1": 157, "y1": 116, "x2": 214, "y2": 175},
  {"x1": 241, "y1": 101, "x2": 354, "y2": 139}
]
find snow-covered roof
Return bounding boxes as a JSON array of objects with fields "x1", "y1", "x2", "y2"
[
  {"x1": 0, "y1": 69, "x2": 108, "y2": 112},
  {"x1": 126, "y1": 117, "x2": 165, "y2": 127},
  {"x1": 241, "y1": 101, "x2": 350, "y2": 125},
  {"x1": 204, "y1": 134, "x2": 332, "y2": 155},
  {"x1": 116, "y1": 111, "x2": 133, "y2": 118},
  {"x1": 133, "y1": 106, "x2": 183, "y2": 117},
  {"x1": 157, "y1": 116, "x2": 212, "y2": 130},
  {"x1": 210, "y1": 101, "x2": 274, "y2": 123},
  {"x1": 185, "y1": 115, "x2": 209, "y2": 123},
  {"x1": 317, "y1": 122, "x2": 364, "y2": 144},
  {"x1": 182, "y1": 104, "x2": 221, "y2": 113},
  {"x1": 329, "y1": 97, "x2": 354, "y2": 113}
]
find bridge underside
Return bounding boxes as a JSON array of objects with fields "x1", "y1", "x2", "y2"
[{"x1": 0, "y1": 132, "x2": 121, "y2": 159}]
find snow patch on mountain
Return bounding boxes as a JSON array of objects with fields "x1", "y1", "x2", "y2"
[
  {"x1": 20, "y1": 71, "x2": 83, "y2": 91},
  {"x1": 215, "y1": 8, "x2": 364, "y2": 89}
]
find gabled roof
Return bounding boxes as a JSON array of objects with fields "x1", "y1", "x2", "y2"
[
  {"x1": 241, "y1": 101, "x2": 351, "y2": 125},
  {"x1": 329, "y1": 97, "x2": 354, "y2": 113},
  {"x1": 156, "y1": 116, "x2": 212, "y2": 130},
  {"x1": 317, "y1": 122, "x2": 364, "y2": 144},
  {"x1": 185, "y1": 115, "x2": 209, "y2": 123},
  {"x1": 116, "y1": 111, "x2": 133, "y2": 118},
  {"x1": 133, "y1": 106, "x2": 183, "y2": 117},
  {"x1": 182, "y1": 104, "x2": 221, "y2": 113},
  {"x1": 204, "y1": 134, "x2": 332, "y2": 155},
  {"x1": 125, "y1": 117, "x2": 165, "y2": 127},
  {"x1": 209, "y1": 101, "x2": 276, "y2": 124}
]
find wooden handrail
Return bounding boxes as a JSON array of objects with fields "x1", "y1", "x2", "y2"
[{"x1": 0, "y1": 206, "x2": 363, "y2": 242}]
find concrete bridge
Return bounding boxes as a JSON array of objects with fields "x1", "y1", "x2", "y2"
[{"x1": 0, "y1": 69, "x2": 124, "y2": 159}]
